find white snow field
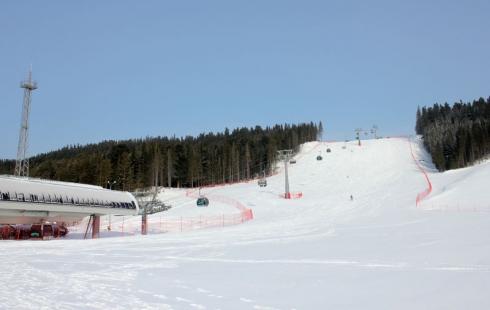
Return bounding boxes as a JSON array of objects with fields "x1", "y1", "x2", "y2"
[{"x1": 1, "y1": 137, "x2": 490, "y2": 309}]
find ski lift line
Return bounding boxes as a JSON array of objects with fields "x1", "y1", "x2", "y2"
[
  {"x1": 293, "y1": 141, "x2": 323, "y2": 161},
  {"x1": 204, "y1": 140, "x2": 323, "y2": 185},
  {"x1": 185, "y1": 188, "x2": 251, "y2": 214},
  {"x1": 182, "y1": 141, "x2": 325, "y2": 196},
  {"x1": 187, "y1": 141, "x2": 326, "y2": 195},
  {"x1": 188, "y1": 161, "x2": 282, "y2": 191},
  {"x1": 407, "y1": 136, "x2": 433, "y2": 206},
  {"x1": 191, "y1": 155, "x2": 279, "y2": 187},
  {"x1": 187, "y1": 141, "x2": 324, "y2": 188},
  {"x1": 185, "y1": 169, "x2": 280, "y2": 194}
]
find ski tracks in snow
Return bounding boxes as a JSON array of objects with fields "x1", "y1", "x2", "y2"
[
  {"x1": 163, "y1": 255, "x2": 490, "y2": 273},
  {"x1": 165, "y1": 280, "x2": 283, "y2": 310}
]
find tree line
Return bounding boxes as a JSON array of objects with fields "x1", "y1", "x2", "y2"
[
  {"x1": 0, "y1": 122, "x2": 323, "y2": 191},
  {"x1": 416, "y1": 97, "x2": 490, "y2": 171}
]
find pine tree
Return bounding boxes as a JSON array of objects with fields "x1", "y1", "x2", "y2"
[
  {"x1": 417, "y1": 97, "x2": 490, "y2": 171},
  {"x1": 0, "y1": 122, "x2": 321, "y2": 188}
]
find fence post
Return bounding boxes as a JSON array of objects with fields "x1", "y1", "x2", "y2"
[
  {"x1": 180, "y1": 216, "x2": 183, "y2": 232},
  {"x1": 141, "y1": 212, "x2": 148, "y2": 236}
]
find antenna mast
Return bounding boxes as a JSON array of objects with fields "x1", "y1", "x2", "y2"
[{"x1": 14, "y1": 67, "x2": 37, "y2": 177}]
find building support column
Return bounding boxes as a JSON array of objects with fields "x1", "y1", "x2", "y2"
[{"x1": 91, "y1": 215, "x2": 100, "y2": 239}]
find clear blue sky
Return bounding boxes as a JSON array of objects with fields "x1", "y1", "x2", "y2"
[{"x1": 1, "y1": 0, "x2": 489, "y2": 159}]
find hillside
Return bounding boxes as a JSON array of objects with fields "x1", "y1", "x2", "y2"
[
  {"x1": 0, "y1": 122, "x2": 322, "y2": 190},
  {"x1": 2, "y1": 137, "x2": 489, "y2": 309}
]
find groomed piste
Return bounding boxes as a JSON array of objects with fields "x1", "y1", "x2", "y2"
[{"x1": 2, "y1": 137, "x2": 490, "y2": 309}]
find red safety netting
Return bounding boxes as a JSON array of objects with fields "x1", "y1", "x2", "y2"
[
  {"x1": 283, "y1": 192, "x2": 303, "y2": 199},
  {"x1": 407, "y1": 137, "x2": 433, "y2": 206},
  {"x1": 143, "y1": 212, "x2": 250, "y2": 234},
  {"x1": 185, "y1": 188, "x2": 253, "y2": 217},
  {"x1": 70, "y1": 208, "x2": 253, "y2": 236}
]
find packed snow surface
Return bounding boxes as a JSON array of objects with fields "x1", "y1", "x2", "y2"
[{"x1": 1, "y1": 137, "x2": 489, "y2": 309}]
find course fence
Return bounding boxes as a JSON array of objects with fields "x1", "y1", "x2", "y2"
[
  {"x1": 283, "y1": 192, "x2": 303, "y2": 199},
  {"x1": 69, "y1": 211, "x2": 252, "y2": 237},
  {"x1": 68, "y1": 187, "x2": 254, "y2": 237},
  {"x1": 405, "y1": 137, "x2": 490, "y2": 213},
  {"x1": 185, "y1": 188, "x2": 254, "y2": 220},
  {"x1": 407, "y1": 137, "x2": 433, "y2": 206}
]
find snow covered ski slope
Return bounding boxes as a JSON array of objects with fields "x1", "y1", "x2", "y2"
[{"x1": 1, "y1": 137, "x2": 489, "y2": 309}]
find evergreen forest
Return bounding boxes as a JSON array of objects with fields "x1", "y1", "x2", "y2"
[
  {"x1": 0, "y1": 122, "x2": 322, "y2": 190},
  {"x1": 416, "y1": 97, "x2": 490, "y2": 171}
]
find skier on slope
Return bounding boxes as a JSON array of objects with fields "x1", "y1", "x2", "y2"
[{"x1": 350, "y1": 195, "x2": 353, "y2": 201}]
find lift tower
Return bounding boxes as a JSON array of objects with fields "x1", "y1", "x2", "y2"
[
  {"x1": 14, "y1": 68, "x2": 37, "y2": 177},
  {"x1": 277, "y1": 149, "x2": 293, "y2": 199},
  {"x1": 355, "y1": 128, "x2": 363, "y2": 146}
]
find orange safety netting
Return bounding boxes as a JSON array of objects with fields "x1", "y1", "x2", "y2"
[
  {"x1": 408, "y1": 137, "x2": 433, "y2": 206},
  {"x1": 283, "y1": 192, "x2": 303, "y2": 199}
]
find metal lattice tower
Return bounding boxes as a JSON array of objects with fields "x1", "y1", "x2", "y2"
[
  {"x1": 14, "y1": 68, "x2": 37, "y2": 177},
  {"x1": 277, "y1": 149, "x2": 293, "y2": 198},
  {"x1": 371, "y1": 125, "x2": 378, "y2": 139},
  {"x1": 355, "y1": 128, "x2": 363, "y2": 146}
]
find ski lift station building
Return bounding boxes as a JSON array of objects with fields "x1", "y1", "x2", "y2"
[{"x1": 0, "y1": 175, "x2": 139, "y2": 225}]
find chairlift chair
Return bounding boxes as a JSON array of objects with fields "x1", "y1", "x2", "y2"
[
  {"x1": 258, "y1": 178, "x2": 267, "y2": 187},
  {"x1": 258, "y1": 170, "x2": 268, "y2": 187}
]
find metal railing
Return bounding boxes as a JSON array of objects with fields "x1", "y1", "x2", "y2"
[{"x1": 0, "y1": 190, "x2": 136, "y2": 210}]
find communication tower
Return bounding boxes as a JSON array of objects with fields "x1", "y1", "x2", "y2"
[{"x1": 14, "y1": 68, "x2": 37, "y2": 177}]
